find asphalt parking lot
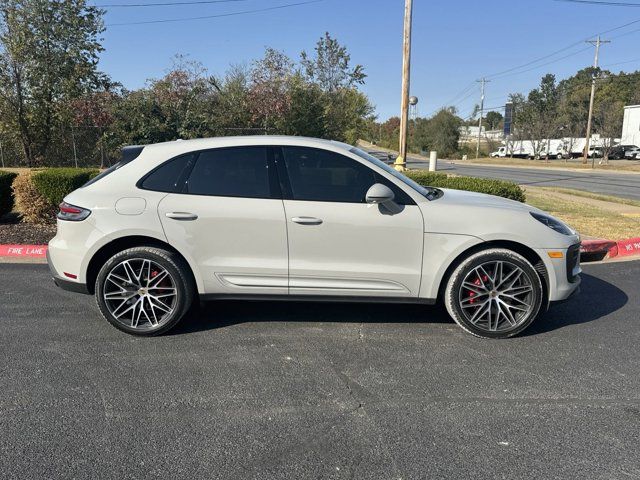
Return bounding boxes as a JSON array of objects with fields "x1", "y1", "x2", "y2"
[{"x1": 1, "y1": 261, "x2": 639, "y2": 479}]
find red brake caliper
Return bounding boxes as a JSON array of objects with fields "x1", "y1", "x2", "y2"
[{"x1": 468, "y1": 275, "x2": 489, "y2": 304}]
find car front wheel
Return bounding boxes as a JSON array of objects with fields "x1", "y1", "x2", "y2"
[
  {"x1": 95, "y1": 246, "x2": 194, "y2": 336},
  {"x1": 444, "y1": 248, "x2": 544, "y2": 339}
]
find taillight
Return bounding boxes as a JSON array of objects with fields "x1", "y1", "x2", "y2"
[{"x1": 57, "y1": 202, "x2": 91, "y2": 221}]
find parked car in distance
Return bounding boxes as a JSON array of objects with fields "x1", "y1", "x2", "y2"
[
  {"x1": 608, "y1": 144, "x2": 638, "y2": 160},
  {"x1": 47, "y1": 136, "x2": 581, "y2": 339},
  {"x1": 624, "y1": 146, "x2": 640, "y2": 159}
]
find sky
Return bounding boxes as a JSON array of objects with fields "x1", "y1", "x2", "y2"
[{"x1": 96, "y1": 0, "x2": 640, "y2": 121}]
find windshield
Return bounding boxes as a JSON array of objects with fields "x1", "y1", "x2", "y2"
[{"x1": 349, "y1": 147, "x2": 440, "y2": 200}]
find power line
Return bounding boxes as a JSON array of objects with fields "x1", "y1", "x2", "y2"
[
  {"x1": 483, "y1": 16, "x2": 640, "y2": 80},
  {"x1": 96, "y1": 0, "x2": 248, "y2": 7},
  {"x1": 107, "y1": 0, "x2": 322, "y2": 26},
  {"x1": 554, "y1": 0, "x2": 640, "y2": 6}
]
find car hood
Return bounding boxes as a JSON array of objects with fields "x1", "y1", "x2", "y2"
[
  {"x1": 418, "y1": 187, "x2": 580, "y2": 247},
  {"x1": 435, "y1": 188, "x2": 539, "y2": 213}
]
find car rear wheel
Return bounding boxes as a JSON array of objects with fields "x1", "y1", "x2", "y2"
[
  {"x1": 95, "y1": 246, "x2": 195, "y2": 336},
  {"x1": 444, "y1": 248, "x2": 544, "y2": 339}
]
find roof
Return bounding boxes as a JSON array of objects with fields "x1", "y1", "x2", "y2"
[
  {"x1": 143, "y1": 135, "x2": 352, "y2": 152},
  {"x1": 133, "y1": 135, "x2": 356, "y2": 166}
]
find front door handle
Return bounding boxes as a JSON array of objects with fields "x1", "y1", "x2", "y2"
[
  {"x1": 292, "y1": 216, "x2": 323, "y2": 226},
  {"x1": 165, "y1": 212, "x2": 198, "y2": 221}
]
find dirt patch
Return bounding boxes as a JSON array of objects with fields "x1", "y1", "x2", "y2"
[{"x1": 0, "y1": 214, "x2": 56, "y2": 244}]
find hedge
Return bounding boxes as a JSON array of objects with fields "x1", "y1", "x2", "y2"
[
  {"x1": 0, "y1": 170, "x2": 18, "y2": 217},
  {"x1": 31, "y1": 168, "x2": 99, "y2": 207},
  {"x1": 13, "y1": 168, "x2": 99, "y2": 224},
  {"x1": 405, "y1": 170, "x2": 526, "y2": 203}
]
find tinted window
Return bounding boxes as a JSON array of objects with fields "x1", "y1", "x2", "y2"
[
  {"x1": 186, "y1": 147, "x2": 271, "y2": 198},
  {"x1": 283, "y1": 147, "x2": 413, "y2": 204},
  {"x1": 141, "y1": 153, "x2": 195, "y2": 192},
  {"x1": 283, "y1": 147, "x2": 377, "y2": 203}
]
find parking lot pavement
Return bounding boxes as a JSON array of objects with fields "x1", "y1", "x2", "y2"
[{"x1": 1, "y1": 261, "x2": 639, "y2": 479}]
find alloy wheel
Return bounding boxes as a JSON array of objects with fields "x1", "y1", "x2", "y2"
[
  {"x1": 458, "y1": 260, "x2": 535, "y2": 333},
  {"x1": 103, "y1": 258, "x2": 178, "y2": 331}
]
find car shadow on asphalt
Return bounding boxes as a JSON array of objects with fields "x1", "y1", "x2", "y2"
[
  {"x1": 170, "y1": 300, "x2": 453, "y2": 336},
  {"x1": 525, "y1": 272, "x2": 628, "y2": 336},
  {"x1": 170, "y1": 272, "x2": 627, "y2": 336}
]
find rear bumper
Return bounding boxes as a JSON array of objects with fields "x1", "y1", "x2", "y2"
[{"x1": 47, "y1": 249, "x2": 90, "y2": 295}]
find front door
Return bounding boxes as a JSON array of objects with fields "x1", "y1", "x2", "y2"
[{"x1": 277, "y1": 146, "x2": 424, "y2": 298}]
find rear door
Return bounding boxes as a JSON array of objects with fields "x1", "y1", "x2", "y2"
[
  {"x1": 153, "y1": 146, "x2": 288, "y2": 294},
  {"x1": 276, "y1": 146, "x2": 424, "y2": 298}
]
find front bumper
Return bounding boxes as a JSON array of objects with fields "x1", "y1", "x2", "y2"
[
  {"x1": 536, "y1": 243, "x2": 582, "y2": 303},
  {"x1": 47, "y1": 249, "x2": 90, "y2": 295}
]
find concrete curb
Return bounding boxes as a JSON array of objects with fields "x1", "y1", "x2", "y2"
[
  {"x1": 0, "y1": 244, "x2": 48, "y2": 258},
  {"x1": 581, "y1": 238, "x2": 640, "y2": 261},
  {"x1": 1, "y1": 238, "x2": 639, "y2": 263}
]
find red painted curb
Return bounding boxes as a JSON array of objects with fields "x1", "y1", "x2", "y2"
[
  {"x1": 1, "y1": 238, "x2": 638, "y2": 260},
  {"x1": 615, "y1": 237, "x2": 640, "y2": 257},
  {"x1": 0, "y1": 244, "x2": 48, "y2": 257},
  {"x1": 581, "y1": 237, "x2": 640, "y2": 259},
  {"x1": 580, "y1": 239, "x2": 616, "y2": 253}
]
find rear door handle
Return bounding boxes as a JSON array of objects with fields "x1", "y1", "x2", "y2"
[
  {"x1": 165, "y1": 212, "x2": 198, "y2": 221},
  {"x1": 292, "y1": 216, "x2": 323, "y2": 226}
]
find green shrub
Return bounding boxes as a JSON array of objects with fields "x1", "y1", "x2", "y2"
[
  {"x1": 0, "y1": 170, "x2": 18, "y2": 217},
  {"x1": 405, "y1": 170, "x2": 526, "y2": 203},
  {"x1": 31, "y1": 168, "x2": 99, "y2": 207}
]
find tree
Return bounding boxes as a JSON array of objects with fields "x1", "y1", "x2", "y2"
[
  {"x1": 301, "y1": 32, "x2": 366, "y2": 92},
  {"x1": 485, "y1": 111, "x2": 503, "y2": 130},
  {"x1": 515, "y1": 75, "x2": 559, "y2": 159},
  {"x1": 0, "y1": 0, "x2": 104, "y2": 165},
  {"x1": 249, "y1": 48, "x2": 293, "y2": 133},
  {"x1": 594, "y1": 99, "x2": 624, "y2": 163},
  {"x1": 413, "y1": 109, "x2": 461, "y2": 157}
]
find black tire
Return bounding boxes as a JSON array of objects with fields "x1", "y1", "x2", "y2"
[
  {"x1": 95, "y1": 246, "x2": 195, "y2": 336},
  {"x1": 444, "y1": 248, "x2": 543, "y2": 339}
]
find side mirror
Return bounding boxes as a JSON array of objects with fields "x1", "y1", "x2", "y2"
[
  {"x1": 366, "y1": 183, "x2": 403, "y2": 215},
  {"x1": 366, "y1": 183, "x2": 395, "y2": 204}
]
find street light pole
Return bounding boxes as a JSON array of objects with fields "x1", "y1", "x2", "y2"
[
  {"x1": 395, "y1": 0, "x2": 413, "y2": 172},
  {"x1": 476, "y1": 78, "x2": 488, "y2": 159}
]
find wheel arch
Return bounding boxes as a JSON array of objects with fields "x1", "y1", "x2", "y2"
[
  {"x1": 436, "y1": 240, "x2": 549, "y2": 304},
  {"x1": 85, "y1": 235, "x2": 200, "y2": 295}
]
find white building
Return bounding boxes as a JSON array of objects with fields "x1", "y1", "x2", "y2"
[{"x1": 622, "y1": 105, "x2": 640, "y2": 146}]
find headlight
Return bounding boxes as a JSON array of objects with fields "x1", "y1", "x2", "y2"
[{"x1": 530, "y1": 212, "x2": 574, "y2": 236}]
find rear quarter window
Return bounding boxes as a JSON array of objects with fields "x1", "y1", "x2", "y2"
[{"x1": 139, "y1": 153, "x2": 196, "y2": 193}]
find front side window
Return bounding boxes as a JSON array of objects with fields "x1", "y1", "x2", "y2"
[
  {"x1": 185, "y1": 147, "x2": 272, "y2": 198},
  {"x1": 283, "y1": 147, "x2": 378, "y2": 203},
  {"x1": 282, "y1": 146, "x2": 413, "y2": 204}
]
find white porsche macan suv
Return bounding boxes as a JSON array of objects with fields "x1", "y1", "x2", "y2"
[{"x1": 47, "y1": 136, "x2": 581, "y2": 338}]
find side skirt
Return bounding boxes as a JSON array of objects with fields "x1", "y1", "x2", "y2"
[{"x1": 199, "y1": 293, "x2": 437, "y2": 305}]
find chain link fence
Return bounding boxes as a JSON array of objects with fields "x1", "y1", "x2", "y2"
[{"x1": 0, "y1": 126, "x2": 119, "y2": 169}]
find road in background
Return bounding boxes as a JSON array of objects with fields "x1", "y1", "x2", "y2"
[
  {"x1": 1, "y1": 261, "x2": 639, "y2": 479},
  {"x1": 428, "y1": 158, "x2": 640, "y2": 201},
  {"x1": 366, "y1": 150, "x2": 640, "y2": 200}
]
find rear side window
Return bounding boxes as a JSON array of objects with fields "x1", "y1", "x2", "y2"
[
  {"x1": 140, "y1": 153, "x2": 195, "y2": 192},
  {"x1": 185, "y1": 147, "x2": 273, "y2": 198}
]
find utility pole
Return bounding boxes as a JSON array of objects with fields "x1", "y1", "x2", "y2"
[
  {"x1": 395, "y1": 0, "x2": 413, "y2": 172},
  {"x1": 583, "y1": 35, "x2": 610, "y2": 167},
  {"x1": 476, "y1": 78, "x2": 489, "y2": 159}
]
